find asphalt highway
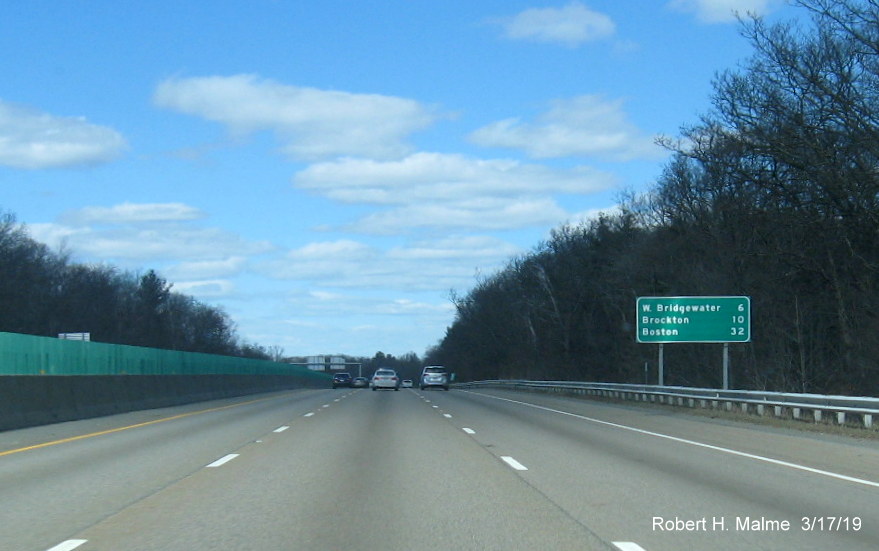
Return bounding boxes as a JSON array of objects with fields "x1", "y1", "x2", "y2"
[{"x1": 1, "y1": 387, "x2": 877, "y2": 551}]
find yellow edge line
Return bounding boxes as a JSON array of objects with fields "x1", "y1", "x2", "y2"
[{"x1": 0, "y1": 395, "x2": 277, "y2": 458}]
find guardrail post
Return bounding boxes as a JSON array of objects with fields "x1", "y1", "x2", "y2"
[
  {"x1": 865, "y1": 414, "x2": 873, "y2": 428},
  {"x1": 836, "y1": 412, "x2": 845, "y2": 425},
  {"x1": 813, "y1": 410, "x2": 822, "y2": 423},
  {"x1": 793, "y1": 407, "x2": 801, "y2": 419}
]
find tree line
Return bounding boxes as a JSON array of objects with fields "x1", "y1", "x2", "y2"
[
  {"x1": 0, "y1": 213, "x2": 271, "y2": 359},
  {"x1": 427, "y1": 1, "x2": 879, "y2": 396}
]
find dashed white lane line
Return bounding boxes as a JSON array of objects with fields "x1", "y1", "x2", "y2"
[
  {"x1": 46, "y1": 541, "x2": 88, "y2": 551},
  {"x1": 501, "y1": 456, "x2": 528, "y2": 471},
  {"x1": 462, "y1": 427, "x2": 476, "y2": 434},
  {"x1": 273, "y1": 425, "x2": 290, "y2": 433},
  {"x1": 206, "y1": 454, "x2": 239, "y2": 468},
  {"x1": 613, "y1": 543, "x2": 647, "y2": 551},
  {"x1": 443, "y1": 413, "x2": 452, "y2": 418},
  {"x1": 303, "y1": 412, "x2": 315, "y2": 417}
]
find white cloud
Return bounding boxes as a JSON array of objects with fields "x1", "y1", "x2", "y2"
[
  {"x1": 166, "y1": 256, "x2": 248, "y2": 279},
  {"x1": 496, "y1": 2, "x2": 616, "y2": 47},
  {"x1": 469, "y1": 95, "x2": 663, "y2": 161},
  {"x1": 293, "y1": 152, "x2": 616, "y2": 233},
  {"x1": 346, "y1": 197, "x2": 569, "y2": 234},
  {"x1": 153, "y1": 74, "x2": 438, "y2": 161},
  {"x1": 387, "y1": 235, "x2": 525, "y2": 260},
  {"x1": 294, "y1": 152, "x2": 614, "y2": 204},
  {"x1": 26, "y1": 223, "x2": 91, "y2": 248},
  {"x1": 288, "y1": 290, "x2": 453, "y2": 317},
  {"x1": 293, "y1": 152, "x2": 614, "y2": 232},
  {"x1": 286, "y1": 239, "x2": 375, "y2": 261},
  {"x1": 265, "y1": 236, "x2": 519, "y2": 291},
  {"x1": 29, "y1": 202, "x2": 273, "y2": 269},
  {"x1": 172, "y1": 279, "x2": 236, "y2": 297},
  {"x1": 309, "y1": 290, "x2": 345, "y2": 301},
  {"x1": 0, "y1": 100, "x2": 126, "y2": 169},
  {"x1": 63, "y1": 225, "x2": 272, "y2": 261},
  {"x1": 61, "y1": 202, "x2": 205, "y2": 225},
  {"x1": 270, "y1": 239, "x2": 383, "y2": 283},
  {"x1": 667, "y1": 0, "x2": 782, "y2": 23},
  {"x1": 375, "y1": 298, "x2": 453, "y2": 316}
]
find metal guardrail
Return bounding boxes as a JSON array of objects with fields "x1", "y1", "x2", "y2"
[{"x1": 456, "y1": 380, "x2": 879, "y2": 430}]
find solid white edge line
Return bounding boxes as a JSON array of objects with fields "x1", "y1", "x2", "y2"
[
  {"x1": 463, "y1": 427, "x2": 476, "y2": 434},
  {"x1": 46, "y1": 540, "x2": 88, "y2": 551},
  {"x1": 206, "y1": 453, "x2": 239, "y2": 468},
  {"x1": 466, "y1": 391, "x2": 879, "y2": 489},
  {"x1": 501, "y1": 456, "x2": 528, "y2": 471},
  {"x1": 613, "y1": 542, "x2": 647, "y2": 551},
  {"x1": 273, "y1": 426, "x2": 290, "y2": 433}
]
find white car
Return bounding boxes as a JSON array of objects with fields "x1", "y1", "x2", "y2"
[
  {"x1": 420, "y1": 365, "x2": 449, "y2": 390},
  {"x1": 371, "y1": 368, "x2": 400, "y2": 391},
  {"x1": 401, "y1": 379, "x2": 413, "y2": 388}
]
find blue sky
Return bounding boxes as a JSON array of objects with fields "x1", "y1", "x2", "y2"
[{"x1": 1, "y1": 0, "x2": 801, "y2": 358}]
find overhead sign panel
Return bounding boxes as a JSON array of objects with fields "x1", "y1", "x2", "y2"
[{"x1": 636, "y1": 296, "x2": 750, "y2": 343}]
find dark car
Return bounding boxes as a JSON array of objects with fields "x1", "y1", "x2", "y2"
[{"x1": 332, "y1": 372, "x2": 353, "y2": 389}]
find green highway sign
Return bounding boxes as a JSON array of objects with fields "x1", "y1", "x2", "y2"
[{"x1": 636, "y1": 296, "x2": 751, "y2": 343}]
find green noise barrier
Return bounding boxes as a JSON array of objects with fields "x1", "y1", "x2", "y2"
[
  {"x1": 0, "y1": 331, "x2": 320, "y2": 377},
  {"x1": 0, "y1": 332, "x2": 330, "y2": 430}
]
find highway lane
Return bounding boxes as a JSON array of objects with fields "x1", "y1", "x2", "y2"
[
  {"x1": 1, "y1": 386, "x2": 876, "y2": 550},
  {"x1": 0, "y1": 389, "x2": 339, "y2": 551},
  {"x1": 423, "y1": 388, "x2": 879, "y2": 550},
  {"x1": 27, "y1": 388, "x2": 610, "y2": 551}
]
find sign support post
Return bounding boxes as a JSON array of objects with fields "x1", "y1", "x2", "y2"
[
  {"x1": 658, "y1": 344, "x2": 664, "y2": 386},
  {"x1": 723, "y1": 343, "x2": 729, "y2": 390}
]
